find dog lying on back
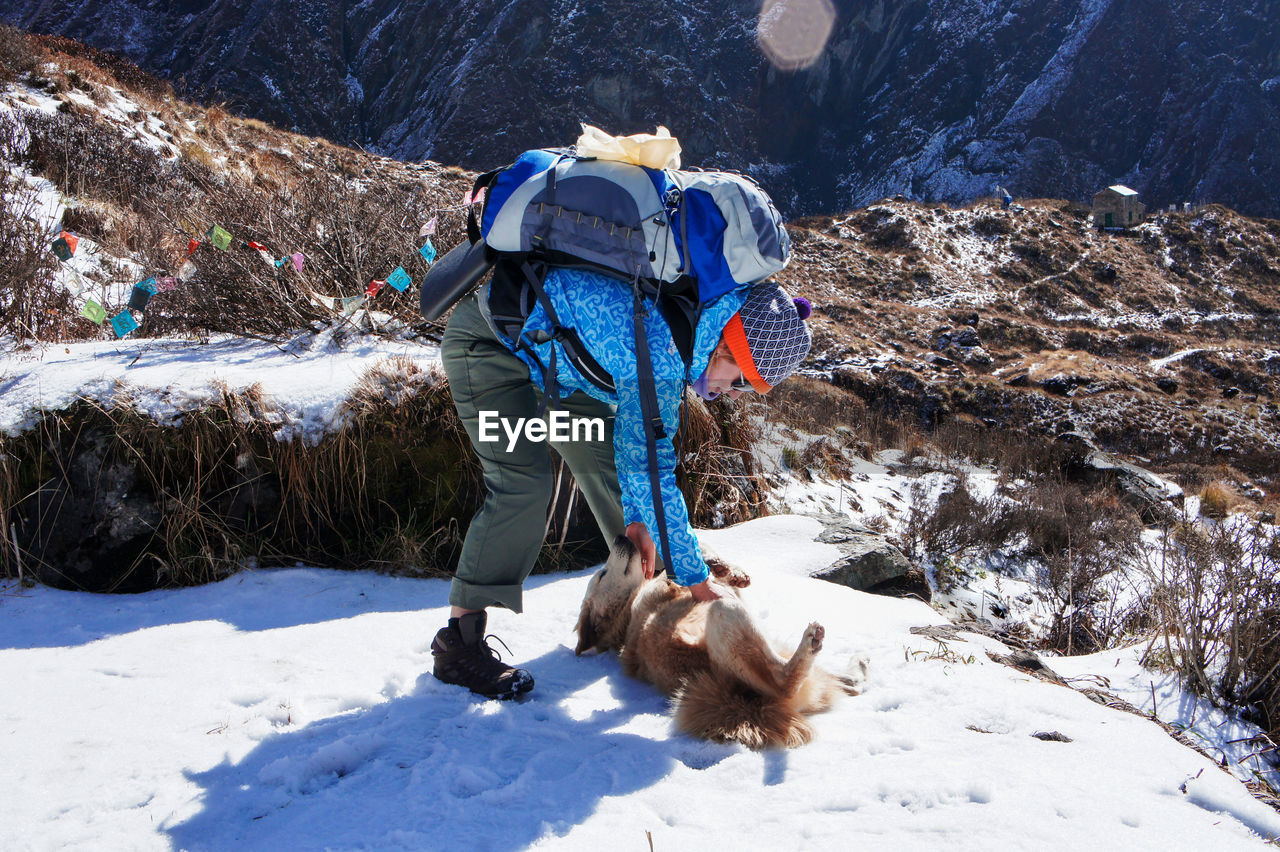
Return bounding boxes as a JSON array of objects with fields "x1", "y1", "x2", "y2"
[{"x1": 574, "y1": 536, "x2": 866, "y2": 749}]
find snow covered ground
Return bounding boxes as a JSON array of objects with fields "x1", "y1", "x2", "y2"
[
  {"x1": 3, "y1": 515, "x2": 1279, "y2": 851},
  {"x1": 0, "y1": 332, "x2": 442, "y2": 439}
]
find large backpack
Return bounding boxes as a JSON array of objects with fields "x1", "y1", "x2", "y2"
[
  {"x1": 472, "y1": 148, "x2": 790, "y2": 307},
  {"x1": 466, "y1": 149, "x2": 789, "y2": 377}
]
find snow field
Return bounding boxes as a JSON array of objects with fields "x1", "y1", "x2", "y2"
[{"x1": 1, "y1": 516, "x2": 1277, "y2": 850}]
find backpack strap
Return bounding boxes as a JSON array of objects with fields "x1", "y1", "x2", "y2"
[
  {"x1": 516, "y1": 261, "x2": 617, "y2": 414},
  {"x1": 631, "y1": 276, "x2": 674, "y2": 578},
  {"x1": 466, "y1": 167, "x2": 505, "y2": 245}
]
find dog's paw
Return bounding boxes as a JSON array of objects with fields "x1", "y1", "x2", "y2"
[
  {"x1": 804, "y1": 622, "x2": 825, "y2": 654},
  {"x1": 839, "y1": 653, "x2": 871, "y2": 695},
  {"x1": 707, "y1": 557, "x2": 751, "y2": 588}
]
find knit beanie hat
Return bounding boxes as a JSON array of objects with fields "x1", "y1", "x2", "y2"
[{"x1": 721, "y1": 282, "x2": 813, "y2": 393}]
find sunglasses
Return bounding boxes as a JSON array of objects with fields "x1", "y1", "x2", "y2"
[{"x1": 729, "y1": 374, "x2": 754, "y2": 393}]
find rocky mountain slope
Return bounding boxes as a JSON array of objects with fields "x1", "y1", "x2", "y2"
[
  {"x1": 779, "y1": 197, "x2": 1280, "y2": 491},
  {"x1": 3, "y1": 29, "x2": 1277, "y2": 503},
  {"x1": 3, "y1": 0, "x2": 1278, "y2": 219}
]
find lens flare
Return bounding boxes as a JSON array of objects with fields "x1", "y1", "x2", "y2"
[{"x1": 756, "y1": 0, "x2": 837, "y2": 71}]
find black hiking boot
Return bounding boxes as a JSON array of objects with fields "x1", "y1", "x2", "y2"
[{"x1": 431, "y1": 611, "x2": 534, "y2": 700}]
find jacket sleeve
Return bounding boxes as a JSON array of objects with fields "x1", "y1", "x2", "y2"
[{"x1": 611, "y1": 325, "x2": 709, "y2": 588}]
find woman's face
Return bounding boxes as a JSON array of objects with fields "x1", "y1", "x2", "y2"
[{"x1": 706, "y1": 340, "x2": 749, "y2": 400}]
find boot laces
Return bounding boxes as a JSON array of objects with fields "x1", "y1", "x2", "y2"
[{"x1": 483, "y1": 633, "x2": 514, "y2": 660}]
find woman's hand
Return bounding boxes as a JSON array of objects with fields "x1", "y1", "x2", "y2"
[
  {"x1": 689, "y1": 579, "x2": 723, "y2": 602},
  {"x1": 625, "y1": 522, "x2": 657, "y2": 579}
]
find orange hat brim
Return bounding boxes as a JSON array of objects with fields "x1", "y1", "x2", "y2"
[{"x1": 722, "y1": 313, "x2": 772, "y2": 393}]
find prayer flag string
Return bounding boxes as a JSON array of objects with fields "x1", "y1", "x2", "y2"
[{"x1": 50, "y1": 202, "x2": 458, "y2": 337}]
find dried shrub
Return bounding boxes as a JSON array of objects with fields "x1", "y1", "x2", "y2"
[
  {"x1": 0, "y1": 116, "x2": 70, "y2": 343},
  {"x1": 926, "y1": 415, "x2": 1069, "y2": 479},
  {"x1": 897, "y1": 473, "x2": 1144, "y2": 653},
  {"x1": 1146, "y1": 517, "x2": 1280, "y2": 741},
  {"x1": 973, "y1": 214, "x2": 1013, "y2": 237},
  {"x1": 1017, "y1": 482, "x2": 1144, "y2": 653},
  {"x1": 19, "y1": 109, "x2": 168, "y2": 207},
  {"x1": 796, "y1": 437, "x2": 852, "y2": 481},
  {"x1": 32, "y1": 33, "x2": 172, "y2": 100},
  {"x1": 898, "y1": 475, "x2": 1019, "y2": 564},
  {"x1": 763, "y1": 375, "x2": 868, "y2": 435},
  {"x1": 4, "y1": 39, "x2": 478, "y2": 344},
  {"x1": 0, "y1": 22, "x2": 42, "y2": 84},
  {"x1": 677, "y1": 392, "x2": 766, "y2": 527}
]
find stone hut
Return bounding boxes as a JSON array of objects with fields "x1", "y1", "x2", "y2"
[{"x1": 1092, "y1": 184, "x2": 1146, "y2": 229}]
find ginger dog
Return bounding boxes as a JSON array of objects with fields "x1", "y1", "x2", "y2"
[{"x1": 574, "y1": 536, "x2": 866, "y2": 748}]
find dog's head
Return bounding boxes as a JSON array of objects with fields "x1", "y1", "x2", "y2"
[{"x1": 574, "y1": 535, "x2": 646, "y2": 656}]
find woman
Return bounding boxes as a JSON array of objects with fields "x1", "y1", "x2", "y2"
[{"x1": 432, "y1": 265, "x2": 813, "y2": 699}]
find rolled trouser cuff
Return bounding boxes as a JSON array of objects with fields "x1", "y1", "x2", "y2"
[{"x1": 449, "y1": 577, "x2": 526, "y2": 613}]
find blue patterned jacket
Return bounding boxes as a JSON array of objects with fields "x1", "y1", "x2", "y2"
[{"x1": 486, "y1": 266, "x2": 746, "y2": 587}]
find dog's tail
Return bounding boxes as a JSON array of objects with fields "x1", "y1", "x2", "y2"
[{"x1": 673, "y1": 671, "x2": 816, "y2": 749}]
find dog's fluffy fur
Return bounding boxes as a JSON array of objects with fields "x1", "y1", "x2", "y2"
[{"x1": 575, "y1": 536, "x2": 867, "y2": 748}]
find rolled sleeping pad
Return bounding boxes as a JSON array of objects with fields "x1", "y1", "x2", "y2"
[{"x1": 419, "y1": 239, "x2": 494, "y2": 321}]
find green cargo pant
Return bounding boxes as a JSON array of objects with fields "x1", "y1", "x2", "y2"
[{"x1": 441, "y1": 293, "x2": 625, "y2": 612}]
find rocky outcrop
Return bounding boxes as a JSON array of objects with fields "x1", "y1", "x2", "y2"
[
  {"x1": 1056, "y1": 431, "x2": 1185, "y2": 523},
  {"x1": 5, "y1": 0, "x2": 1278, "y2": 218},
  {"x1": 19, "y1": 427, "x2": 165, "y2": 592},
  {"x1": 807, "y1": 513, "x2": 929, "y2": 600}
]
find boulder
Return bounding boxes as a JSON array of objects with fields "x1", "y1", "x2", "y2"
[
  {"x1": 18, "y1": 428, "x2": 163, "y2": 592},
  {"x1": 1056, "y1": 432, "x2": 1184, "y2": 523},
  {"x1": 806, "y1": 514, "x2": 930, "y2": 601}
]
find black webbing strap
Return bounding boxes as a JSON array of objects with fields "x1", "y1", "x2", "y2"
[
  {"x1": 519, "y1": 261, "x2": 565, "y2": 414},
  {"x1": 465, "y1": 167, "x2": 502, "y2": 245},
  {"x1": 679, "y1": 191, "x2": 692, "y2": 277},
  {"x1": 631, "y1": 277, "x2": 673, "y2": 576}
]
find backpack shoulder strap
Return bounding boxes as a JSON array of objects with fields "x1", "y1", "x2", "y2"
[
  {"x1": 466, "y1": 167, "x2": 505, "y2": 244},
  {"x1": 630, "y1": 277, "x2": 675, "y2": 576}
]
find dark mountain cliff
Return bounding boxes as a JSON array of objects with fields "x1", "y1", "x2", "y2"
[{"x1": 3, "y1": 0, "x2": 1278, "y2": 219}]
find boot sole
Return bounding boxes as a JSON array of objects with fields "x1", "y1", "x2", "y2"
[{"x1": 432, "y1": 670, "x2": 535, "y2": 701}]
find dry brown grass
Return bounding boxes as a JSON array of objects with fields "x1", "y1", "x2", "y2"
[
  {"x1": 1199, "y1": 481, "x2": 1233, "y2": 519},
  {"x1": 677, "y1": 392, "x2": 767, "y2": 528},
  {"x1": 2, "y1": 365, "x2": 483, "y2": 590},
  {"x1": 178, "y1": 139, "x2": 220, "y2": 173}
]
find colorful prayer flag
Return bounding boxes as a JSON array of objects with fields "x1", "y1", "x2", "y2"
[
  {"x1": 156, "y1": 277, "x2": 178, "y2": 292},
  {"x1": 178, "y1": 260, "x2": 198, "y2": 282},
  {"x1": 137, "y1": 277, "x2": 159, "y2": 294},
  {"x1": 340, "y1": 296, "x2": 366, "y2": 316},
  {"x1": 419, "y1": 217, "x2": 437, "y2": 237},
  {"x1": 110, "y1": 310, "x2": 138, "y2": 337},
  {"x1": 247, "y1": 241, "x2": 268, "y2": 252},
  {"x1": 187, "y1": 238, "x2": 201, "y2": 256},
  {"x1": 418, "y1": 239, "x2": 437, "y2": 264},
  {"x1": 207, "y1": 225, "x2": 233, "y2": 251},
  {"x1": 386, "y1": 266, "x2": 412, "y2": 292},
  {"x1": 128, "y1": 285, "x2": 153, "y2": 312},
  {"x1": 79, "y1": 300, "x2": 106, "y2": 324},
  {"x1": 290, "y1": 252, "x2": 305, "y2": 273},
  {"x1": 365, "y1": 279, "x2": 385, "y2": 298},
  {"x1": 52, "y1": 231, "x2": 79, "y2": 261}
]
